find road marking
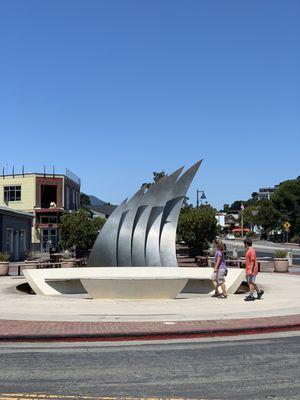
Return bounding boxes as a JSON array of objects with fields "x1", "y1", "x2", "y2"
[
  {"x1": 0, "y1": 395, "x2": 213, "y2": 400},
  {"x1": 0, "y1": 395, "x2": 215, "y2": 400}
]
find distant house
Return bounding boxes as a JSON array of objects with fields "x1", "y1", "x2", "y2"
[
  {"x1": 0, "y1": 206, "x2": 34, "y2": 261},
  {"x1": 225, "y1": 213, "x2": 239, "y2": 229},
  {"x1": 257, "y1": 187, "x2": 277, "y2": 201},
  {"x1": 215, "y1": 212, "x2": 226, "y2": 228}
]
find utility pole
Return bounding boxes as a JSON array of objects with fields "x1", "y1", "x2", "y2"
[
  {"x1": 241, "y1": 212, "x2": 244, "y2": 238},
  {"x1": 240, "y1": 203, "x2": 244, "y2": 237}
]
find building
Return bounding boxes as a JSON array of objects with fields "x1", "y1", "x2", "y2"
[
  {"x1": 0, "y1": 169, "x2": 81, "y2": 251},
  {"x1": 215, "y1": 212, "x2": 226, "y2": 228},
  {"x1": 0, "y1": 207, "x2": 33, "y2": 261},
  {"x1": 257, "y1": 187, "x2": 276, "y2": 201},
  {"x1": 224, "y1": 212, "x2": 239, "y2": 229}
]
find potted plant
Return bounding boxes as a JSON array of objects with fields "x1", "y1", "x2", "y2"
[
  {"x1": 0, "y1": 253, "x2": 10, "y2": 276},
  {"x1": 61, "y1": 250, "x2": 75, "y2": 268},
  {"x1": 274, "y1": 250, "x2": 289, "y2": 272},
  {"x1": 25, "y1": 251, "x2": 33, "y2": 262}
]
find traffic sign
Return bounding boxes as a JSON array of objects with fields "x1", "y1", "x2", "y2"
[{"x1": 283, "y1": 221, "x2": 291, "y2": 231}]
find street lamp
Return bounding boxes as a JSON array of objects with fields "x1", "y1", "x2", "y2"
[{"x1": 196, "y1": 189, "x2": 206, "y2": 208}]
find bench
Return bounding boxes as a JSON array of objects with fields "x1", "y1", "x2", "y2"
[{"x1": 23, "y1": 267, "x2": 245, "y2": 299}]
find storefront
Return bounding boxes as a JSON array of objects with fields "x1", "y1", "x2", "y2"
[{"x1": 0, "y1": 207, "x2": 33, "y2": 261}]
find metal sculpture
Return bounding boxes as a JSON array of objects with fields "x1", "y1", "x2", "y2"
[{"x1": 87, "y1": 161, "x2": 202, "y2": 267}]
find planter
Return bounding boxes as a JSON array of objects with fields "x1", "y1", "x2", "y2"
[
  {"x1": 0, "y1": 262, "x2": 9, "y2": 276},
  {"x1": 274, "y1": 258, "x2": 289, "y2": 273},
  {"x1": 61, "y1": 259, "x2": 75, "y2": 268}
]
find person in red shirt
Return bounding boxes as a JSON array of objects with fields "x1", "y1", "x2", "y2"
[{"x1": 244, "y1": 238, "x2": 264, "y2": 301}]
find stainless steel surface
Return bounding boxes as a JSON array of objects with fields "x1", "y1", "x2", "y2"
[
  {"x1": 88, "y1": 199, "x2": 127, "y2": 267},
  {"x1": 160, "y1": 161, "x2": 202, "y2": 266},
  {"x1": 144, "y1": 168, "x2": 183, "y2": 266},
  {"x1": 117, "y1": 188, "x2": 145, "y2": 266},
  {"x1": 87, "y1": 162, "x2": 201, "y2": 267}
]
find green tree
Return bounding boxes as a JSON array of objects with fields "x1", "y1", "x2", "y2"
[
  {"x1": 141, "y1": 171, "x2": 166, "y2": 189},
  {"x1": 80, "y1": 192, "x2": 91, "y2": 207},
  {"x1": 60, "y1": 209, "x2": 105, "y2": 250},
  {"x1": 255, "y1": 200, "x2": 281, "y2": 237},
  {"x1": 271, "y1": 179, "x2": 300, "y2": 237},
  {"x1": 222, "y1": 204, "x2": 231, "y2": 213},
  {"x1": 230, "y1": 200, "x2": 243, "y2": 211},
  {"x1": 177, "y1": 206, "x2": 217, "y2": 254},
  {"x1": 182, "y1": 196, "x2": 193, "y2": 209},
  {"x1": 244, "y1": 192, "x2": 259, "y2": 207},
  {"x1": 242, "y1": 205, "x2": 259, "y2": 228}
]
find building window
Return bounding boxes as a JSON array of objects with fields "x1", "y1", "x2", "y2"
[
  {"x1": 4, "y1": 186, "x2": 21, "y2": 202},
  {"x1": 40, "y1": 215, "x2": 58, "y2": 224},
  {"x1": 40, "y1": 185, "x2": 57, "y2": 208}
]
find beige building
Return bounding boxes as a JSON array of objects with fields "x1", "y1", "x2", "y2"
[{"x1": 0, "y1": 169, "x2": 81, "y2": 251}]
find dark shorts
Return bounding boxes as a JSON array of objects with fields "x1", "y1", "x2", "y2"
[{"x1": 246, "y1": 274, "x2": 256, "y2": 283}]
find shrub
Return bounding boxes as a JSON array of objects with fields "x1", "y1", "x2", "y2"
[
  {"x1": 0, "y1": 252, "x2": 10, "y2": 262},
  {"x1": 246, "y1": 231, "x2": 256, "y2": 238},
  {"x1": 62, "y1": 250, "x2": 72, "y2": 259},
  {"x1": 290, "y1": 235, "x2": 300, "y2": 244},
  {"x1": 25, "y1": 251, "x2": 32, "y2": 261},
  {"x1": 274, "y1": 250, "x2": 287, "y2": 258}
]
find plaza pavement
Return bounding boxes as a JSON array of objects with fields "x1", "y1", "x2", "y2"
[{"x1": 0, "y1": 269, "x2": 300, "y2": 341}]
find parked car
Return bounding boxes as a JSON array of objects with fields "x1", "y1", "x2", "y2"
[{"x1": 226, "y1": 233, "x2": 236, "y2": 240}]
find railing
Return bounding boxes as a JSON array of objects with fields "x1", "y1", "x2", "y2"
[
  {"x1": 10, "y1": 258, "x2": 87, "y2": 276},
  {"x1": 195, "y1": 256, "x2": 270, "y2": 272}
]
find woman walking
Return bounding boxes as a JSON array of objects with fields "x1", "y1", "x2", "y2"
[{"x1": 211, "y1": 239, "x2": 227, "y2": 298}]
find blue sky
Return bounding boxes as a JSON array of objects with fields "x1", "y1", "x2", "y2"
[{"x1": 1, "y1": 0, "x2": 299, "y2": 209}]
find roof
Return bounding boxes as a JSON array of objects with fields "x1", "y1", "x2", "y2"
[
  {"x1": 1, "y1": 172, "x2": 80, "y2": 187},
  {"x1": 0, "y1": 206, "x2": 34, "y2": 219}
]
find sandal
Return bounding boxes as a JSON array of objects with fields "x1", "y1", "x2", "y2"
[
  {"x1": 211, "y1": 292, "x2": 220, "y2": 298},
  {"x1": 218, "y1": 294, "x2": 227, "y2": 299}
]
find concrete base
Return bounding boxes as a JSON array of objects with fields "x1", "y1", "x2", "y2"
[
  {"x1": 1, "y1": 273, "x2": 300, "y2": 322},
  {"x1": 81, "y1": 277, "x2": 188, "y2": 299},
  {"x1": 23, "y1": 267, "x2": 245, "y2": 299}
]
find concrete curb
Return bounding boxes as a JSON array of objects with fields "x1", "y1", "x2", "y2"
[{"x1": 0, "y1": 315, "x2": 300, "y2": 342}]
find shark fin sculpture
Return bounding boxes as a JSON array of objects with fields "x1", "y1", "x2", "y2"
[{"x1": 87, "y1": 161, "x2": 202, "y2": 267}]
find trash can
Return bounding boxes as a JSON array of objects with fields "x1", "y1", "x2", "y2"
[{"x1": 287, "y1": 250, "x2": 293, "y2": 267}]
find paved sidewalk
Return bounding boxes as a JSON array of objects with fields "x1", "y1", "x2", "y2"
[
  {"x1": 0, "y1": 272, "x2": 300, "y2": 341},
  {"x1": 0, "y1": 315, "x2": 300, "y2": 341}
]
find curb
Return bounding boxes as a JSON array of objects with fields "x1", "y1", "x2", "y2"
[{"x1": 0, "y1": 315, "x2": 300, "y2": 342}]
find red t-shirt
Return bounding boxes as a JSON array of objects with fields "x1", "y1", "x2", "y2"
[{"x1": 245, "y1": 247, "x2": 258, "y2": 275}]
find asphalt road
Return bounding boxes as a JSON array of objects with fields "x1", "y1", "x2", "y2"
[
  {"x1": 224, "y1": 239, "x2": 300, "y2": 265},
  {"x1": 0, "y1": 333, "x2": 299, "y2": 400}
]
